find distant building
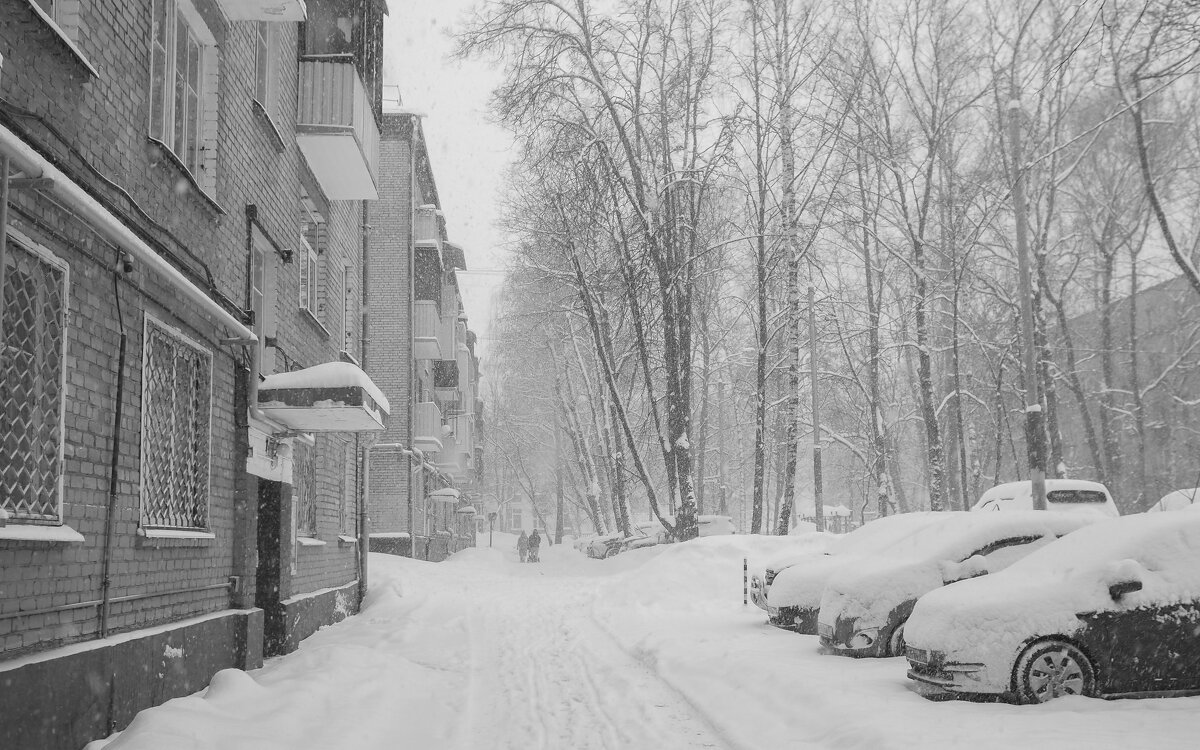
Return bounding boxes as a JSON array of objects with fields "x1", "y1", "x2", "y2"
[
  {"x1": 0, "y1": 1, "x2": 393, "y2": 747},
  {"x1": 366, "y1": 110, "x2": 486, "y2": 561}
]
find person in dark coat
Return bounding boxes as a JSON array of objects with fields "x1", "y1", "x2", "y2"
[
  {"x1": 527, "y1": 528, "x2": 542, "y2": 562},
  {"x1": 517, "y1": 530, "x2": 529, "y2": 563}
]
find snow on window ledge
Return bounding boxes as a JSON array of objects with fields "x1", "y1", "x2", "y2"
[
  {"x1": 24, "y1": 0, "x2": 99, "y2": 78},
  {"x1": 369, "y1": 532, "x2": 410, "y2": 539},
  {"x1": 297, "y1": 536, "x2": 327, "y2": 547},
  {"x1": 337, "y1": 534, "x2": 358, "y2": 546},
  {"x1": 139, "y1": 528, "x2": 216, "y2": 539},
  {"x1": 0, "y1": 522, "x2": 85, "y2": 544}
]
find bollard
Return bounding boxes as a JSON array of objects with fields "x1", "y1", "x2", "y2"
[{"x1": 743, "y1": 557, "x2": 748, "y2": 606}]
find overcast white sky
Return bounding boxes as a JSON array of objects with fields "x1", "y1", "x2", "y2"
[{"x1": 382, "y1": 0, "x2": 513, "y2": 365}]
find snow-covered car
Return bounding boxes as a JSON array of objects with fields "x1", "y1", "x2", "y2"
[
  {"x1": 971, "y1": 479, "x2": 1119, "y2": 517},
  {"x1": 1148, "y1": 488, "x2": 1199, "y2": 513},
  {"x1": 619, "y1": 523, "x2": 671, "y2": 553},
  {"x1": 816, "y1": 511, "x2": 1099, "y2": 658},
  {"x1": 586, "y1": 533, "x2": 625, "y2": 559},
  {"x1": 904, "y1": 512, "x2": 1200, "y2": 703},
  {"x1": 754, "y1": 512, "x2": 950, "y2": 633}
]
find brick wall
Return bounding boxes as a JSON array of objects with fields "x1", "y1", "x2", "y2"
[{"x1": 0, "y1": 0, "x2": 366, "y2": 662}]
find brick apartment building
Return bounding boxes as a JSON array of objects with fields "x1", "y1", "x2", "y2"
[
  {"x1": 0, "y1": 1, "x2": 395, "y2": 747},
  {"x1": 366, "y1": 109, "x2": 485, "y2": 561}
]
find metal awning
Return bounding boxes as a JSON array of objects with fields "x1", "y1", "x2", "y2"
[{"x1": 257, "y1": 361, "x2": 390, "y2": 432}]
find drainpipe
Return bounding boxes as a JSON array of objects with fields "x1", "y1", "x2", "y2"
[
  {"x1": 407, "y1": 115, "x2": 419, "y2": 558},
  {"x1": 0, "y1": 155, "x2": 10, "y2": 366},
  {"x1": 99, "y1": 265, "x2": 128, "y2": 637}
]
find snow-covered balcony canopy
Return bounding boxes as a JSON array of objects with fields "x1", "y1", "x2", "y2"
[
  {"x1": 215, "y1": 0, "x2": 308, "y2": 21},
  {"x1": 428, "y1": 488, "x2": 461, "y2": 504},
  {"x1": 257, "y1": 361, "x2": 390, "y2": 432}
]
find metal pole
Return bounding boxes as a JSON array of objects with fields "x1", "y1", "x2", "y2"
[
  {"x1": 1, "y1": 156, "x2": 10, "y2": 351},
  {"x1": 743, "y1": 557, "x2": 748, "y2": 606},
  {"x1": 1007, "y1": 92, "x2": 1047, "y2": 510},
  {"x1": 809, "y1": 284, "x2": 824, "y2": 531}
]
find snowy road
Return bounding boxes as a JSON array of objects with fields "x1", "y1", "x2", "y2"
[{"x1": 92, "y1": 534, "x2": 1200, "y2": 750}]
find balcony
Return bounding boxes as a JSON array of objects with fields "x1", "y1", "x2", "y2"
[
  {"x1": 454, "y1": 414, "x2": 473, "y2": 450},
  {"x1": 414, "y1": 301, "x2": 441, "y2": 360},
  {"x1": 456, "y1": 348, "x2": 471, "y2": 390},
  {"x1": 413, "y1": 401, "x2": 443, "y2": 453},
  {"x1": 439, "y1": 314, "x2": 459, "y2": 355},
  {"x1": 296, "y1": 58, "x2": 380, "y2": 200},
  {"x1": 415, "y1": 207, "x2": 443, "y2": 251},
  {"x1": 433, "y1": 360, "x2": 459, "y2": 398},
  {"x1": 215, "y1": 0, "x2": 306, "y2": 20}
]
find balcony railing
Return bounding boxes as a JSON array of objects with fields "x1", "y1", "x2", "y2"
[
  {"x1": 413, "y1": 401, "x2": 443, "y2": 453},
  {"x1": 296, "y1": 57, "x2": 380, "y2": 200},
  {"x1": 414, "y1": 301, "x2": 441, "y2": 361}
]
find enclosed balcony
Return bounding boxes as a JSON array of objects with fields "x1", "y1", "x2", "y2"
[
  {"x1": 438, "y1": 314, "x2": 459, "y2": 355},
  {"x1": 296, "y1": 58, "x2": 380, "y2": 200},
  {"x1": 413, "y1": 401, "x2": 443, "y2": 453},
  {"x1": 432, "y1": 359, "x2": 459, "y2": 398},
  {"x1": 414, "y1": 206, "x2": 443, "y2": 251},
  {"x1": 414, "y1": 301, "x2": 441, "y2": 360}
]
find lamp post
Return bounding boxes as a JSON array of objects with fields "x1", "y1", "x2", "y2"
[{"x1": 488, "y1": 511, "x2": 497, "y2": 548}]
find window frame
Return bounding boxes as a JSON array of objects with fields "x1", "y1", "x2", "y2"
[
  {"x1": 1, "y1": 229, "x2": 70, "y2": 526},
  {"x1": 250, "y1": 228, "x2": 278, "y2": 374},
  {"x1": 298, "y1": 234, "x2": 318, "y2": 314},
  {"x1": 148, "y1": 0, "x2": 217, "y2": 187},
  {"x1": 138, "y1": 312, "x2": 214, "y2": 533}
]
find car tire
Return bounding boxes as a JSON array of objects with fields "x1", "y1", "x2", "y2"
[
  {"x1": 1013, "y1": 639, "x2": 1096, "y2": 704},
  {"x1": 887, "y1": 621, "x2": 907, "y2": 657},
  {"x1": 603, "y1": 546, "x2": 619, "y2": 559}
]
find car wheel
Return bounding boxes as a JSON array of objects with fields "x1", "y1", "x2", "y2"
[
  {"x1": 1014, "y1": 640, "x2": 1096, "y2": 704},
  {"x1": 603, "y1": 546, "x2": 619, "y2": 559},
  {"x1": 887, "y1": 621, "x2": 907, "y2": 657}
]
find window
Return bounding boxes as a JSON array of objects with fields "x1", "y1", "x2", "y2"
[
  {"x1": 299, "y1": 196, "x2": 324, "y2": 318},
  {"x1": 509, "y1": 506, "x2": 523, "y2": 532},
  {"x1": 140, "y1": 315, "x2": 212, "y2": 530},
  {"x1": 149, "y1": 0, "x2": 216, "y2": 181},
  {"x1": 299, "y1": 237, "x2": 318, "y2": 313},
  {"x1": 294, "y1": 440, "x2": 318, "y2": 538},
  {"x1": 251, "y1": 228, "x2": 278, "y2": 373},
  {"x1": 253, "y1": 22, "x2": 275, "y2": 111},
  {"x1": 1047, "y1": 490, "x2": 1108, "y2": 505},
  {"x1": 341, "y1": 441, "x2": 355, "y2": 535},
  {"x1": 342, "y1": 264, "x2": 353, "y2": 353},
  {"x1": 1, "y1": 235, "x2": 68, "y2": 525},
  {"x1": 329, "y1": 263, "x2": 345, "y2": 345}
]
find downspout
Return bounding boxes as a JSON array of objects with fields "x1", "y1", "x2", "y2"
[
  {"x1": 359, "y1": 198, "x2": 370, "y2": 600},
  {"x1": 99, "y1": 264, "x2": 128, "y2": 637},
  {"x1": 407, "y1": 115, "x2": 419, "y2": 557}
]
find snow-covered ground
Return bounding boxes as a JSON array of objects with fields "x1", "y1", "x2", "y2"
[{"x1": 89, "y1": 533, "x2": 1200, "y2": 750}]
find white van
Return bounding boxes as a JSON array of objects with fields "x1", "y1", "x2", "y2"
[{"x1": 971, "y1": 479, "x2": 1120, "y2": 517}]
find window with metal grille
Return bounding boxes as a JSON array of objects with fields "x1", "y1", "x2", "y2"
[
  {"x1": 294, "y1": 440, "x2": 318, "y2": 537},
  {"x1": 1, "y1": 236, "x2": 68, "y2": 524},
  {"x1": 139, "y1": 315, "x2": 212, "y2": 530}
]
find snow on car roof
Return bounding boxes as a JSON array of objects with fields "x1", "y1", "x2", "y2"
[
  {"x1": 826, "y1": 511, "x2": 948, "y2": 555},
  {"x1": 873, "y1": 510, "x2": 1096, "y2": 563},
  {"x1": 906, "y1": 513, "x2": 1200, "y2": 656}
]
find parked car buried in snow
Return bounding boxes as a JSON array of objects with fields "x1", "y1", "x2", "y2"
[
  {"x1": 753, "y1": 511, "x2": 950, "y2": 633},
  {"x1": 904, "y1": 511, "x2": 1200, "y2": 703},
  {"x1": 816, "y1": 511, "x2": 1099, "y2": 658},
  {"x1": 971, "y1": 479, "x2": 1120, "y2": 517}
]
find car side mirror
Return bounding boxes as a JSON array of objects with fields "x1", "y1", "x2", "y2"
[{"x1": 1109, "y1": 579, "x2": 1143, "y2": 601}]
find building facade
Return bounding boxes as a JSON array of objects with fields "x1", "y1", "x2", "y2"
[
  {"x1": 366, "y1": 110, "x2": 485, "y2": 561},
  {"x1": 0, "y1": 1, "x2": 391, "y2": 747}
]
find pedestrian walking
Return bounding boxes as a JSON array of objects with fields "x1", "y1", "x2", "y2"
[
  {"x1": 517, "y1": 530, "x2": 529, "y2": 563},
  {"x1": 527, "y1": 528, "x2": 542, "y2": 563}
]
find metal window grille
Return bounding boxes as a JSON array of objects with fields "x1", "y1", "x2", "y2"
[
  {"x1": 295, "y1": 440, "x2": 317, "y2": 536},
  {"x1": 140, "y1": 316, "x2": 212, "y2": 529},
  {"x1": 1, "y1": 239, "x2": 67, "y2": 523}
]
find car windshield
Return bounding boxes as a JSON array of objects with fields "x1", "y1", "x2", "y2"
[{"x1": 1046, "y1": 490, "x2": 1106, "y2": 504}]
